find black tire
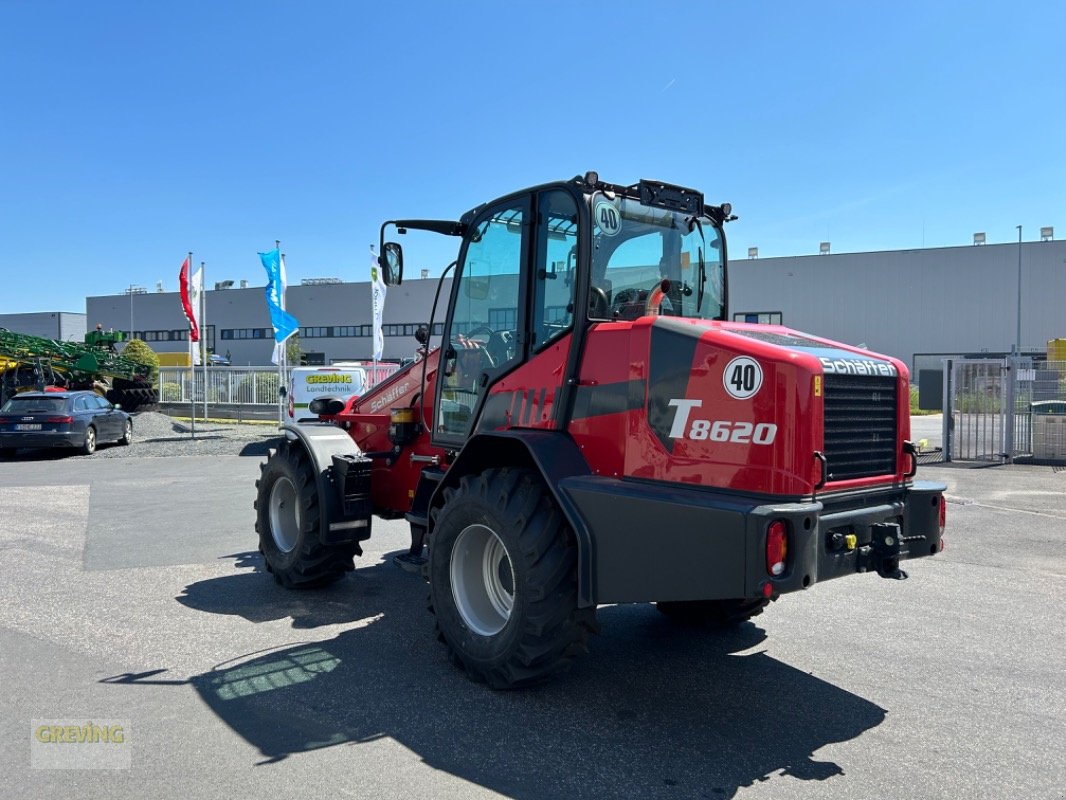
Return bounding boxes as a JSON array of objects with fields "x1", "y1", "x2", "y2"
[
  {"x1": 0, "y1": 447, "x2": 15, "y2": 458},
  {"x1": 254, "y1": 439, "x2": 357, "y2": 588},
  {"x1": 656, "y1": 597, "x2": 769, "y2": 626},
  {"x1": 80, "y1": 425, "x2": 97, "y2": 455},
  {"x1": 428, "y1": 467, "x2": 596, "y2": 689},
  {"x1": 119, "y1": 418, "x2": 132, "y2": 446}
]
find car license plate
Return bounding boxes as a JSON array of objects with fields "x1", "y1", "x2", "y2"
[{"x1": 14, "y1": 423, "x2": 42, "y2": 431}]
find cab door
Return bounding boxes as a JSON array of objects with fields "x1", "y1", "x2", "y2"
[{"x1": 432, "y1": 197, "x2": 529, "y2": 449}]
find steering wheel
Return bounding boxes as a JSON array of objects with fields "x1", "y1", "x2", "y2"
[
  {"x1": 588, "y1": 286, "x2": 610, "y2": 319},
  {"x1": 456, "y1": 325, "x2": 498, "y2": 368}
]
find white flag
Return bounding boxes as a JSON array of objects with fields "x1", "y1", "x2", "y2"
[
  {"x1": 190, "y1": 267, "x2": 203, "y2": 366},
  {"x1": 371, "y1": 248, "x2": 386, "y2": 361}
]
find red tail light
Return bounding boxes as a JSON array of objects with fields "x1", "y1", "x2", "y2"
[
  {"x1": 766, "y1": 520, "x2": 788, "y2": 577},
  {"x1": 938, "y1": 495, "x2": 946, "y2": 533},
  {"x1": 46, "y1": 416, "x2": 73, "y2": 424}
]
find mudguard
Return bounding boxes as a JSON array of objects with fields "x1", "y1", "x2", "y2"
[
  {"x1": 430, "y1": 430, "x2": 596, "y2": 607},
  {"x1": 280, "y1": 422, "x2": 373, "y2": 546}
]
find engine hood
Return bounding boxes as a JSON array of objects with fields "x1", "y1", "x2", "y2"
[{"x1": 572, "y1": 317, "x2": 909, "y2": 497}]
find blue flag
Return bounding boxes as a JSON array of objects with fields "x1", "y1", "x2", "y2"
[{"x1": 258, "y1": 248, "x2": 300, "y2": 353}]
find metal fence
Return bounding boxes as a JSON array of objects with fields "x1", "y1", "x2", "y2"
[
  {"x1": 158, "y1": 367, "x2": 293, "y2": 415},
  {"x1": 944, "y1": 358, "x2": 1066, "y2": 463}
]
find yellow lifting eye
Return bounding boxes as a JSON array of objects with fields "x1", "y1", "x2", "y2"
[{"x1": 845, "y1": 533, "x2": 858, "y2": 550}]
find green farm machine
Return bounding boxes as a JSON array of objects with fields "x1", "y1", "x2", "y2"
[{"x1": 0, "y1": 327, "x2": 158, "y2": 410}]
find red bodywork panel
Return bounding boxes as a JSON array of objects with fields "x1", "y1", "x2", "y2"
[
  {"x1": 333, "y1": 349, "x2": 446, "y2": 516},
  {"x1": 332, "y1": 318, "x2": 911, "y2": 516},
  {"x1": 570, "y1": 318, "x2": 910, "y2": 496}
]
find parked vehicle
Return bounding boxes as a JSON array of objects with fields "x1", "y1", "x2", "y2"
[
  {"x1": 0, "y1": 390, "x2": 131, "y2": 456},
  {"x1": 254, "y1": 173, "x2": 947, "y2": 689},
  {"x1": 287, "y1": 366, "x2": 368, "y2": 422}
]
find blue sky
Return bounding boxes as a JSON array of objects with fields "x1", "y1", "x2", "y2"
[{"x1": 2, "y1": 0, "x2": 1063, "y2": 313}]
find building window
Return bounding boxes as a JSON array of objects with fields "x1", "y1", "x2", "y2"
[
  {"x1": 544, "y1": 305, "x2": 570, "y2": 323},
  {"x1": 488, "y1": 308, "x2": 517, "y2": 329}
]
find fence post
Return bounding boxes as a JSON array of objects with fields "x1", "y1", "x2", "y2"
[
  {"x1": 1003, "y1": 357, "x2": 1016, "y2": 463},
  {"x1": 942, "y1": 359, "x2": 953, "y2": 463}
]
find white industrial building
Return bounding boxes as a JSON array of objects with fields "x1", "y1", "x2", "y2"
[{"x1": 76, "y1": 238, "x2": 1065, "y2": 378}]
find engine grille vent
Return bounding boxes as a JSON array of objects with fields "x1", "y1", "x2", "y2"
[{"x1": 823, "y1": 374, "x2": 898, "y2": 480}]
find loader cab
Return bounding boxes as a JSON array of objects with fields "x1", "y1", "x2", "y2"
[{"x1": 377, "y1": 174, "x2": 731, "y2": 451}]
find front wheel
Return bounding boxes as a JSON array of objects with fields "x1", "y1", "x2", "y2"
[
  {"x1": 429, "y1": 467, "x2": 596, "y2": 689},
  {"x1": 254, "y1": 439, "x2": 357, "y2": 588},
  {"x1": 119, "y1": 419, "x2": 132, "y2": 446}
]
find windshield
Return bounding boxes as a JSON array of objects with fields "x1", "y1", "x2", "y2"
[{"x1": 589, "y1": 193, "x2": 725, "y2": 321}]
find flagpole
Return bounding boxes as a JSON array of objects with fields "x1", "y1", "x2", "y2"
[
  {"x1": 370, "y1": 244, "x2": 377, "y2": 386},
  {"x1": 201, "y1": 261, "x2": 208, "y2": 422},
  {"x1": 187, "y1": 251, "x2": 195, "y2": 439},
  {"x1": 277, "y1": 240, "x2": 284, "y2": 425}
]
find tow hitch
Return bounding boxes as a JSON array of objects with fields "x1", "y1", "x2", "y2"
[{"x1": 864, "y1": 522, "x2": 908, "y2": 580}]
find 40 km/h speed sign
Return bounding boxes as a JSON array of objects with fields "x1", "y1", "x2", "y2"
[{"x1": 723, "y1": 356, "x2": 763, "y2": 400}]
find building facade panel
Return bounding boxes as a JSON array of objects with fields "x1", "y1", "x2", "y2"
[
  {"x1": 730, "y1": 240, "x2": 1066, "y2": 367},
  {"x1": 0, "y1": 311, "x2": 86, "y2": 341},
  {"x1": 87, "y1": 278, "x2": 454, "y2": 365}
]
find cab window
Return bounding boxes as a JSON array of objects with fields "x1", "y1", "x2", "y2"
[
  {"x1": 532, "y1": 190, "x2": 577, "y2": 350},
  {"x1": 437, "y1": 201, "x2": 526, "y2": 439}
]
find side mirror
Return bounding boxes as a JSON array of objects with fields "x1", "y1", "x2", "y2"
[
  {"x1": 415, "y1": 324, "x2": 430, "y2": 345},
  {"x1": 382, "y1": 242, "x2": 403, "y2": 286}
]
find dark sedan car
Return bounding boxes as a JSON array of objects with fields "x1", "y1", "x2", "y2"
[{"x1": 0, "y1": 390, "x2": 132, "y2": 457}]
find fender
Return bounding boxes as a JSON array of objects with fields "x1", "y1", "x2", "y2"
[
  {"x1": 280, "y1": 422, "x2": 373, "y2": 547},
  {"x1": 430, "y1": 430, "x2": 596, "y2": 607}
]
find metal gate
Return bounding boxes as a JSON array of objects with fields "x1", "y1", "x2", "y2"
[
  {"x1": 943, "y1": 357, "x2": 1043, "y2": 463},
  {"x1": 943, "y1": 359, "x2": 1009, "y2": 462}
]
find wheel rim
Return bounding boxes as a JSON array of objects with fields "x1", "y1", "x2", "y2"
[
  {"x1": 124, "y1": 421, "x2": 132, "y2": 441},
  {"x1": 268, "y1": 476, "x2": 300, "y2": 553},
  {"x1": 450, "y1": 523, "x2": 515, "y2": 636},
  {"x1": 85, "y1": 428, "x2": 95, "y2": 451}
]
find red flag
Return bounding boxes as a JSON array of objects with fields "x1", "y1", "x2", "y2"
[{"x1": 178, "y1": 256, "x2": 200, "y2": 342}]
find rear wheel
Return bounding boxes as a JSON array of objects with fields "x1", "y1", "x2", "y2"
[
  {"x1": 429, "y1": 467, "x2": 596, "y2": 689},
  {"x1": 656, "y1": 598, "x2": 769, "y2": 626},
  {"x1": 254, "y1": 439, "x2": 357, "y2": 588},
  {"x1": 80, "y1": 426, "x2": 97, "y2": 455}
]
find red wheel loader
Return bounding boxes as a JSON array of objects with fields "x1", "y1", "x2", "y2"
[{"x1": 254, "y1": 173, "x2": 946, "y2": 688}]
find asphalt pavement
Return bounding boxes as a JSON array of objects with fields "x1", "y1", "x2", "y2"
[{"x1": 0, "y1": 446, "x2": 1063, "y2": 799}]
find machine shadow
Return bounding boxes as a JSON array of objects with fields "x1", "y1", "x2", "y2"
[{"x1": 139, "y1": 555, "x2": 886, "y2": 799}]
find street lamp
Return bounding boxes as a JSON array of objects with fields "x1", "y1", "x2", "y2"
[{"x1": 1015, "y1": 226, "x2": 1022, "y2": 355}]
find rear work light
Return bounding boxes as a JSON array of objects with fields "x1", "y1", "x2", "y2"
[
  {"x1": 46, "y1": 416, "x2": 73, "y2": 424},
  {"x1": 766, "y1": 520, "x2": 788, "y2": 577}
]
